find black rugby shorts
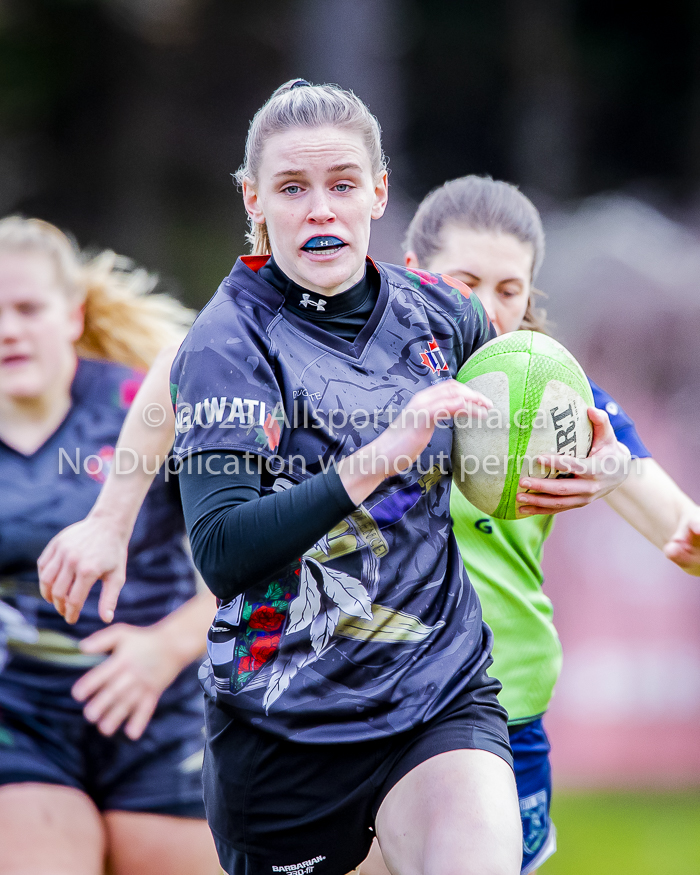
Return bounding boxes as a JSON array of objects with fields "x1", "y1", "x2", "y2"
[
  {"x1": 204, "y1": 660, "x2": 512, "y2": 875},
  {"x1": 0, "y1": 659, "x2": 206, "y2": 818}
]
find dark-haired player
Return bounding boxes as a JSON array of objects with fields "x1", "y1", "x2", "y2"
[{"x1": 392, "y1": 174, "x2": 700, "y2": 874}]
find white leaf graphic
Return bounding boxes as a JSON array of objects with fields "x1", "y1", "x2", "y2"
[
  {"x1": 310, "y1": 604, "x2": 340, "y2": 655},
  {"x1": 286, "y1": 562, "x2": 321, "y2": 635},
  {"x1": 312, "y1": 560, "x2": 373, "y2": 620},
  {"x1": 263, "y1": 646, "x2": 315, "y2": 711}
]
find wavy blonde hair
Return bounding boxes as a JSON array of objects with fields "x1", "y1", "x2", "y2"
[
  {"x1": 236, "y1": 79, "x2": 387, "y2": 255},
  {"x1": 0, "y1": 216, "x2": 194, "y2": 370}
]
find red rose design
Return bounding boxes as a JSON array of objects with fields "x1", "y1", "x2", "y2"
[
  {"x1": 250, "y1": 634, "x2": 281, "y2": 664},
  {"x1": 248, "y1": 606, "x2": 285, "y2": 631},
  {"x1": 263, "y1": 412, "x2": 281, "y2": 452},
  {"x1": 441, "y1": 274, "x2": 472, "y2": 299},
  {"x1": 409, "y1": 268, "x2": 439, "y2": 285},
  {"x1": 239, "y1": 656, "x2": 262, "y2": 673}
]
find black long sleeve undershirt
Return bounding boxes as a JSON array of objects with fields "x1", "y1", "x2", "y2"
[
  {"x1": 178, "y1": 258, "x2": 379, "y2": 601},
  {"x1": 179, "y1": 458, "x2": 355, "y2": 601}
]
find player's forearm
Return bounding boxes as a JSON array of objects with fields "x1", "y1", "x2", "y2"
[
  {"x1": 180, "y1": 457, "x2": 356, "y2": 600},
  {"x1": 605, "y1": 458, "x2": 696, "y2": 549},
  {"x1": 151, "y1": 589, "x2": 217, "y2": 668},
  {"x1": 90, "y1": 344, "x2": 179, "y2": 537}
]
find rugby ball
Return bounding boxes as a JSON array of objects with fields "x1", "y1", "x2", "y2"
[{"x1": 451, "y1": 331, "x2": 594, "y2": 520}]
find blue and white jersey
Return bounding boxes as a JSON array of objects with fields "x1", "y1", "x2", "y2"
[
  {"x1": 0, "y1": 359, "x2": 196, "y2": 648},
  {"x1": 171, "y1": 258, "x2": 496, "y2": 743}
]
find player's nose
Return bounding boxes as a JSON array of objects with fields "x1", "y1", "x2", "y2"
[
  {"x1": 0, "y1": 309, "x2": 23, "y2": 340},
  {"x1": 475, "y1": 289, "x2": 498, "y2": 325},
  {"x1": 306, "y1": 190, "x2": 335, "y2": 224}
]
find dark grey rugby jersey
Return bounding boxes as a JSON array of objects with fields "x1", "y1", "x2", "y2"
[{"x1": 171, "y1": 256, "x2": 496, "y2": 742}]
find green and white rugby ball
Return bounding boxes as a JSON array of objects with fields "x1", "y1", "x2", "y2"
[{"x1": 452, "y1": 330, "x2": 594, "y2": 520}]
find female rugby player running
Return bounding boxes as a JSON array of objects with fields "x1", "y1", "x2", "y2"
[
  {"x1": 0, "y1": 217, "x2": 220, "y2": 875},
  {"x1": 356, "y1": 174, "x2": 700, "y2": 875},
  {"x1": 39, "y1": 84, "x2": 628, "y2": 875}
]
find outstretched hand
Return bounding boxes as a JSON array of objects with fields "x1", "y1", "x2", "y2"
[
  {"x1": 516, "y1": 406, "x2": 631, "y2": 516},
  {"x1": 38, "y1": 513, "x2": 129, "y2": 625},
  {"x1": 72, "y1": 623, "x2": 181, "y2": 739},
  {"x1": 664, "y1": 511, "x2": 700, "y2": 576}
]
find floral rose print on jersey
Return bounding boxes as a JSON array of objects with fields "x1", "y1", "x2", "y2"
[
  {"x1": 405, "y1": 268, "x2": 439, "y2": 289},
  {"x1": 263, "y1": 411, "x2": 281, "y2": 452},
  {"x1": 441, "y1": 274, "x2": 472, "y2": 298}
]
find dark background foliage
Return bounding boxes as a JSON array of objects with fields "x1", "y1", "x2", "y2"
[{"x1": 1, "y1": 0, "x2": 698, "y2": 307}]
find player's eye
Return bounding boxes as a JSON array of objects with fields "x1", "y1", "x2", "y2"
[
  {"x1": 333, "y1": 183, "x2": 352, "y2": 193},
  {"x1": 17, "y1": 302, "x2": 44, "y2": 316},
  {"x1": 283, "y1": 184, "x2": 302, "y2": 195},
  {"x1": 454, "y1": 274, "x2": 479, "y2": 288}
]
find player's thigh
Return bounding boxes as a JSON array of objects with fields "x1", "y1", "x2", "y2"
[
  {"x1": 359, "y1": 838, "x2": 389, "y2": 875},
  {"x1": 375, "y1": 748, "x2": 521, "y2": 875},
  {"x1": 0, "y1": 782, "x2": 105, "y2": 875},
  {"x1": 104, "y1": 810, "x2": 220, "y2": 875}
]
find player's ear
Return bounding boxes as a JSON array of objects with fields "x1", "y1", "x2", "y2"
[
  {"x1": 404, "y1": 250, "x2": 420, "y2": 268},
  {"x1": 371, "y1": 171, "x2": 389, "y2": 220},
  {"x1": 242, "y1": 180, "x2": 265, "y2": 225},
  {"x1": 67, "y1": 299, "x2": 85, "y2": 344}
]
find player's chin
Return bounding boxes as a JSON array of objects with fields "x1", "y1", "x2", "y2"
[{"x1": 299, "y1": 249, "x2": 359, "y2": 282}]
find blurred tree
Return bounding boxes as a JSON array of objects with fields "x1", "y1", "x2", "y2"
[{"x1": 0, "y1": 0, "x2": 698, "y2": 304}]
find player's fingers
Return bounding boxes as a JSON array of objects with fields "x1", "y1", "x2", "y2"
[
  {"x1": 420, "y1": 380, "x2": 493, "y2": 411},
  {"x1": 64, "y1": 566, "x2": 104, "y2": 625},
  {"x1": 519, "y1": 477, "x2": 597, "y2": 497},
  {"x1": 588, "y1": 407, "x2": 616, "y2": 448},
  {"x1": 95, "y1": 687, "x2": 142, "y2": 737},
  {"x1": 38, "y1": 554, "x2": 60, "y2": 603},
  {"x1": 37, "y1": 538, "x2": 58, "y2": 577},
  {"x1": 49, "y1": 561, "x2": 79, "y2": 618},
  {"x1": 516, "y1": 505, "x2": 555, "y2": 516},
  {"x1": 79, "y1": 623, "x2": 124, "y2": 654},
  {"x1": 455, "y1": 384, "x2": 492, "y2": 409},
  {"x1": 81, "y1": 670, "x2": 135, "y2": 725},
  {"x1": 124, "y1": 693, "x2": 158, "y2": 740},
  {"x1": 532, "y1": 455, "x2": 588, "y2": 476},
  {"x1": 71, "y1": 653, "x2": 123, "y2": 702},
  {"x1": 663, "y1": 540, "x2": 687, "y2": 560},
  {"x1": 98, "y1": 569, "x2": 127, "y2": 625},
  {"x1": 516, "y1": 491, "x2": 595, "y2": 512}
]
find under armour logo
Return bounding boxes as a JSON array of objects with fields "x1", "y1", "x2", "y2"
[{"x1": 299, "y1": 294, "x2": 326, "y2": 311}]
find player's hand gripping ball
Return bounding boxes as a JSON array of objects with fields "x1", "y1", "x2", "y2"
[{"x1": 452, "y1": 331, "x2": 594, "y2": 519}]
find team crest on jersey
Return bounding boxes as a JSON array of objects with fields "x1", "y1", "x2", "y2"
[{"x1": 420, "y1": 337, "x2": 449, "y2": 373}]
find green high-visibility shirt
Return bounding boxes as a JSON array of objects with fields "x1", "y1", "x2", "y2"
[{"x1": 451, "y1": 487, "x2": 560, "y2": 725}]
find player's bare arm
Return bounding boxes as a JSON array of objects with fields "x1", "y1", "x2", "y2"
[
  {"x1": 38, "y1": 342, "x2": 179, "y2": 623},
  {"x1": 605, "y1": 457, "x2": 700, "y2": 576}
]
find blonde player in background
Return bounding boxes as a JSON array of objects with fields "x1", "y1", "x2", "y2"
[{"x1": 0, "y1": 217, "x2": 219, "y2": 875}]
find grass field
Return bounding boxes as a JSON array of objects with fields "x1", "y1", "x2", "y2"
[{"x1": 540, "y1": 790, "x2": 700, "y2": 875}]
